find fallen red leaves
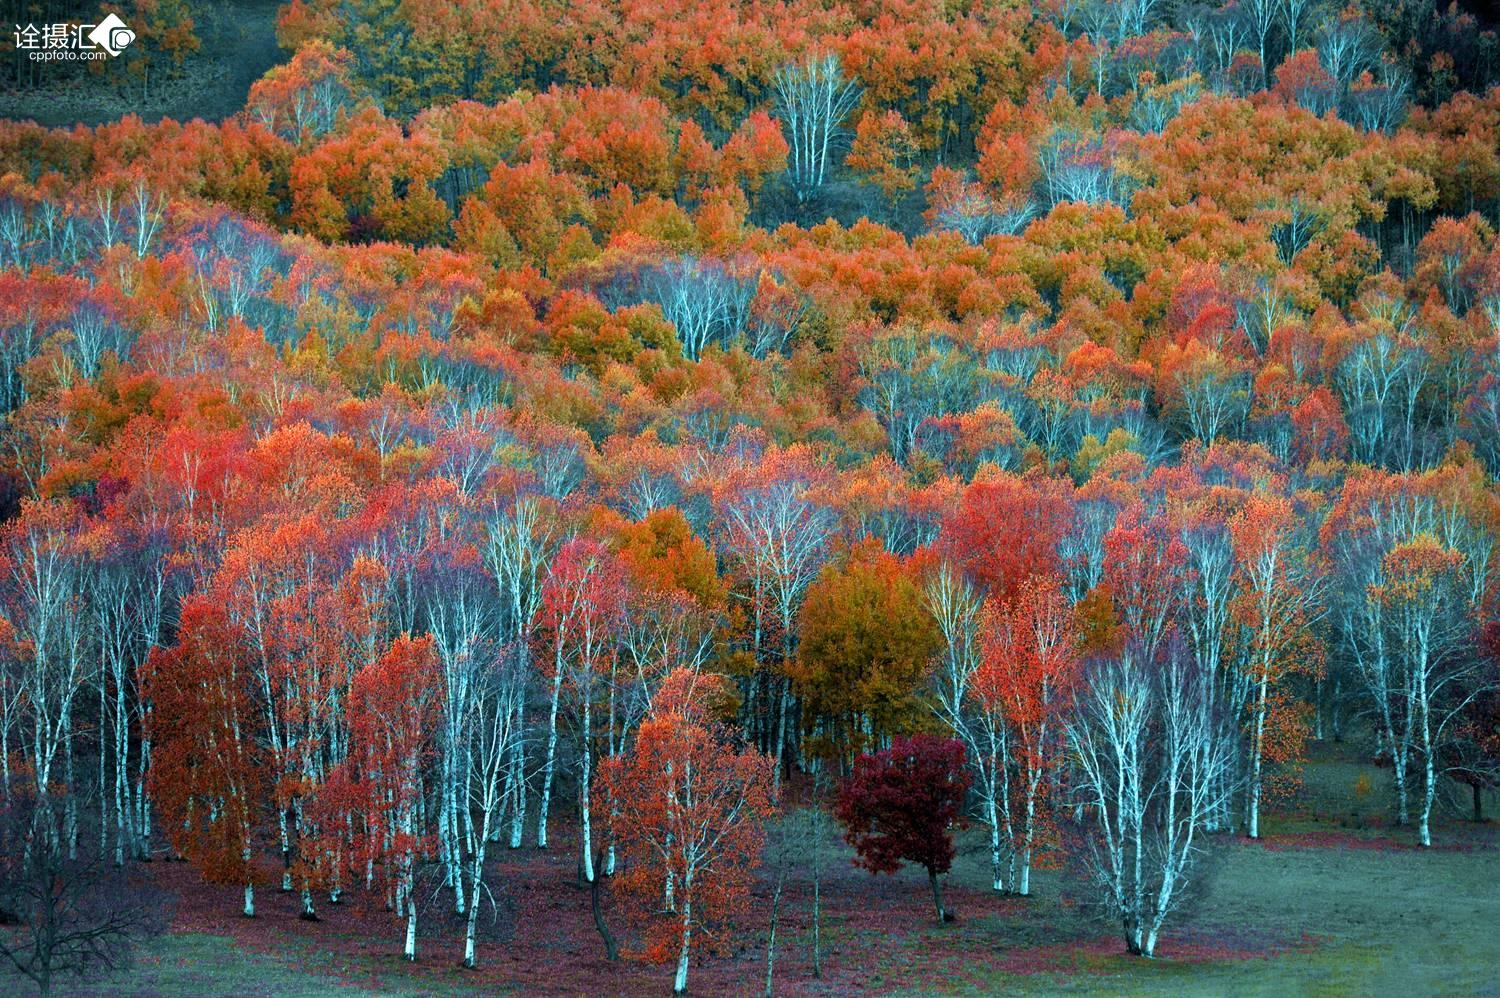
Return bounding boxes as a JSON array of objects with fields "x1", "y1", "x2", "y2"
[{"x1": 143, "y1": 823, "x2": 1327, "y2": 996}]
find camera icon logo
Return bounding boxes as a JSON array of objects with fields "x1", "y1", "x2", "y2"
[{"x1": 87, "y1": 13, "x2": 134, "y2": 56}]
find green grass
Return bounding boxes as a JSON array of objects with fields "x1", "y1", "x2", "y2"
[
  {"x1": 914, "y1": 842, "x2": 1500, "y2": 996},
  {"x1": 78, "y1": 931, "x2": 514, "y2": 997},
  {"x1": 35, "y1": 739, "x2": 1500, "y2": 996},
  {"x1": 1051, "y1": 843, "x2": 1500, "y2": 997},
  {"x1": 925, "y1": 738, "x2": 1500, "y2": 996},
  {"x1": 66, "y1": 933, "x2": 381, "y2": 997}
]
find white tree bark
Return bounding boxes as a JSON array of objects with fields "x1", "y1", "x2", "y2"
[
  {"x1": 772, "y1": 54, "x2": 861, "y2": 204},
  {"x1": 1068, "y1": 643, "x2": 1236, "y2": 958},
  {"x1": 673, "y1": 896, "x2": 693, "y2": 994},
  {"x1": 539, "y1": 655, "x2": 565, "y2": 848}
]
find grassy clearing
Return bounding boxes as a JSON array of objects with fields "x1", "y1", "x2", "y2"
[
  {"x1": 33, "y1": 738, "x2": 1500, "y2": 996},
  {"x1": 70, "y1": 932, "x2": 380, "y2": 997},
  {"x1": 922, "y1": 737, "x2": 1500, "y2": 996},
  {"x1": 923, "y1": 839, "x2": 1500, "y2": 996}
]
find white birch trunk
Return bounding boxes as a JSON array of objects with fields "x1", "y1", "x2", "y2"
[
  {"x1": 673, "y1": 898, "x2": 693, "y2": 994},
  {"x1": 1247, "y1": 667, "x2": 1269, "y2": 839},
  {"x1": 580, "y1": 695, "x2": 595, "y2": 884},
  {"x1": 538, "y1": 666, "x2": 564, "y2": 848},
  {"x1": 987, "y1": 792, "x2": 1004, "y2": 893}
]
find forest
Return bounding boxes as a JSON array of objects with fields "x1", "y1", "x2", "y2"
[{"x1": 0, "y1": 0, "x2": 1499, "y2": 993}]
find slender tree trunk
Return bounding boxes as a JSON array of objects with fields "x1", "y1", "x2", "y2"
[
  {"x1": 1416, "y1": 644, "x2": 1436, "y2": 849},
  {"x1": 673, "y1": 898, "x2": 693, "y2": 994},
  {"x1": 443, "y1": 756, "x2": 465, "y2": 912},
  {"x1": 1124, "y1": 911, "x2": 1141, "y2": 955},
  {"x1": 113, "y1": 667, "x2": 129, "y2": 867},
  {"x1": 998, "y1": 729, "x2": 1016, "y2": 888},
  {"x1": 928, "y1": 867, "x2": 946, "y2": 925},
  {"x1": 764, "y1": 864, "x2": 785, "y2": 997},
  {"x1": 591, "y1": 850, "x2": 617, "y2": 960},
  {"x1": 986, "y1": 774, "x2": 1004, "y2": 892},
  {"x1": 402, "y1": 800, "x2": 417, "y2": 961},
  {"x1": 1019, "y1": 803, "x2": 1034, "y2": 896},
  {"x1": 773, "y1": 677, "x2": 790, "y2": 790},
  {"x1": 1248, "y1": 668, "x2": 1269, "y2": 839},
  {"x1": 606, "y1": 668, "x2": 618, "y2": 877},
  {"x1": 1129, "y1": 738, "x2": 1145, "y2": 955},
  {"x1": 1419, "y1": 771, "x2": 1433, "y2": 846},
  {"x1": 1313, "y1": 675, "x2": 1325, "y2": 740},
  {"x1": 63, "y1": 715, "x2": 76, "y2": 860},
  {"x1": 137, "y1": 732, "x2": 152, "y2": 857},
  {"x1": 506, "y1": 729, "x2": 527, "y2": 849},
  {"x1": 580, "y1": 695, "x2": 595, "y2": 884},
  {"x1": 1393, "y1": 756, "x2": 1410, "y2": 825},
  {"x1": 538, "y1": 667, "x2": 564, "y2": 848},
  {"x1": 461, "y1": 770, "x2": 477, "y2": 858},
  {"x1": 1379, "y1": 709, "x2": 1411, "y2": 826},
  {"x1": 279, "y1": 808, "x2": 293, "y2": 891},
  {"x1": 464, "y1": 835, "x2": 489, "y2": 967},
  {"x1": 98, "y1": 677, "x2": 108, "y2": 860},
  {"x1": 296, "y1": 797, "x2": 318, "y2": 920},
  {"x1": 664, "y1": 759, "x2": 676, "y2": 911},
  {"x1": 811, "y1": 810, "x2": 823, "y2": 977}
]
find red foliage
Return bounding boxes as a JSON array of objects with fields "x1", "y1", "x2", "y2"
[
  {"x1": 141, "y1": 596, "x2": 267, "y2": 898},
  {"x1": 938, "y1": 475, "x2": 1072, "y2": 604},
  {"x1": 835, "y1": 734, "x2": 970, "y2": 923},
  {"x1": 602, "y1": 669, "x2": 775, "y2": 990}
]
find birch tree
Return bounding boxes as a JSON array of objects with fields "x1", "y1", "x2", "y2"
[
  {"x1": 1377, "y1": 536, "x2": 1488, "y2": 847},
  {"x1": 978, "y1": 576, "x2": 1079, "y2": 896},
  {"x1": 772, "y1": 53, "x2": 861, "y2": 204},
  {"x1": 1177, "y1": 513, "x2": 1245, "y2": 832},
  {"x1": 460, "y1": 647, "x2": 524, "y2": 968},
  {"x1": 539, "y1": 538, "x2": 626, "y2": 884},
  {"x1": 340, "y1": 635, "x2": 441, "y2": 961},
  {"x1": 424, "y1": 552, "x2": 495, "y2": 910},
  {"x1": 926, "y1": 563, "x2": 1014, "y2": 892},
  {"x1": 718, "y1": 462, "x2": 835, "y2": 784},
  {"x1": 482, "y1": 494, "x2": 554, "y2": 849},
  {"x1": 1323, "y1": 464, "x2": 1500, "y2": 845},
  {"x1": 603, "y1": 670, "x2": 774, "y2": 994},
  {"x1": 89, "y1": 555, "x2": 138, "y2": 867},
  {"x1": 1, "y1": 500, "x2": 92, "y2": 849},
  {"x1": 1230, "y1": 494, "x2": 1326, "y2": 839},
  {"x1": 1066, "y1": 637, "x2": 1237, "y2": 957},
  {"x1": 643, "y1": 258, "x2": 752, "y2": 362}
]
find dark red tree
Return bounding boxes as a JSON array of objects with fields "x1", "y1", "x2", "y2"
[
  {"x1": 834, "y1": 734, "x2": 971, "y2": 925},
  {"x1": 1448, "y1": 620, "x2": 1500, "y2": 823}
]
